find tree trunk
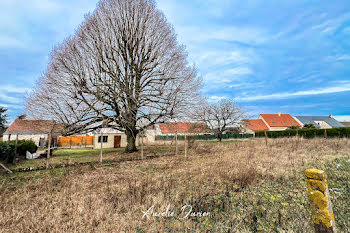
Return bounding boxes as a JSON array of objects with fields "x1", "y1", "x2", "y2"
[
  {"x1": 125, "y1": 129, "x2": 138, "y2": 153},
  {"x1": 218, "y1": 132, "x2": 223, "y2": 142}
]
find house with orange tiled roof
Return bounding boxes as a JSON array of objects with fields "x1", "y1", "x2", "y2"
[
  {"x1": 241, "y1": 119, "x2": 269, "y2": 134},
  {"x1": 157, "y1": 122, "x2": 211, "y2": 135},
  {"x1": 259, "y1": 112, "x2": 301, "y2": 131},
  {"x1": 143, "y1": 122, "x2": 212, "y2": 143}
]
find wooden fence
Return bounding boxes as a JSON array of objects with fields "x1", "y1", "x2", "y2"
[{"x1": 57, "y1": 136, "x2": 94, "y2": 147}]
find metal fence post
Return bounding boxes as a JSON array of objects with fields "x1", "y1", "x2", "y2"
[{"x1": 305, "y1": 169, "x2": 336, "y2": 233}]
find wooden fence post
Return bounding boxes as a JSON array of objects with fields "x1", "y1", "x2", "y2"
[
  {"x1": 184, "y1": 134, "x2": 187, "y2": 158},
  {"x1": 141, "y1": 132, "x2": 144, "y2": 160},
  {"x1": 175, "y1": 132, "x2": 178, "y2": 156},
  {"x1": 46, "y1": 130, "x2": 52, "y2": 169},
  {"x1": 14, "y1": 134, "x2": 18, "y2": 160},
  {"x1": 305, "y1": 169, "x2": 336, "y2": 233},
  {"x1": 100, "y1": 133, "x2": 103, "y2": 163}
]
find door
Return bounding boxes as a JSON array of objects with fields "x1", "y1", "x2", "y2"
[{"x1": 114, "y1": 136, "x2": 121, "y2": 148}]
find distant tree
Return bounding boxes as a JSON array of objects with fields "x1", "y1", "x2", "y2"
[
  {"x1": 288, "y1": 126, "x2": 300, "y2": 130},
  {"x1": 303, "y1": 123, "x2": 316, "y2": 129},
  {"x1": 0, "y1": 107, "x2": 8, "y2": 135},
  {"x1": 193, "y1": 99, "x2": 245, "y2": 142}
]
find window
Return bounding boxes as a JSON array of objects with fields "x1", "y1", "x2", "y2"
[
  {"x1": 259, "y1": 123, "x2": 263, "y2": 126},
  {"x1": 98, "y1": 136, "x2": 108, "y2": 143},
  {"x1": 291, "y1": 122, "x2": 295, "y2": 125},
  {"x1": 272, "y1": 122, "x2": 276, "y2": 125},
  {"x1": 249, "y1": 123, "x2": 253, "y2": 126},
  {"x1": 282, "y1": 121, "x2": 285, "y2": 125}
]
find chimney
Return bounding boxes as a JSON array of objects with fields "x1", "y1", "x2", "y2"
[
  {"x1": 278, "y1": 112, "x2": 281, "y2": 117},
  {"x1": 329, "y1": 114, "x2": 333, "y2": 118},
  {"x1": 17, "y1": 114, "x2": 26, "y2": 120}
]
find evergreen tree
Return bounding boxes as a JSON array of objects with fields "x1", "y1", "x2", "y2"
[{"x1": 0, "y1": 107, "x2": 8, "y2": 135}]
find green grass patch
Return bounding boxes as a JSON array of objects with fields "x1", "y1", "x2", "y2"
[{"x1": 9, "y1": 148, "x2": 124, "y2": 170}]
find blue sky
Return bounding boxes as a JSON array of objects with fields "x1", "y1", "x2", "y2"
[{"x1": 1, "y1": 0, "x2": 350, "y2": 123}]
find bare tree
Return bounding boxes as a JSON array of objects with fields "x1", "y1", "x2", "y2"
[
  {"x1": 26, "y1": 0, "x2": 201, "y2": 152},
  {"x1": 193, "y1": 99, "x2": 245, "y2": 141}
]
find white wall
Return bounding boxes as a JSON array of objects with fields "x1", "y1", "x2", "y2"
[
  {"x1": 5, "y1": 134, "x2": 47, "y2": 146},
  {"x1": 93, "y1": 133, "x2": 139, "y2": 149}
]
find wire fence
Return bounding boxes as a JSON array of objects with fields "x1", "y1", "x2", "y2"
[{"x1": 155, "y1": 134, "x2": 254, "y2": 141}]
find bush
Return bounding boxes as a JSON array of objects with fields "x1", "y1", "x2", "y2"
[
  {"x1": 303, "y1": 123, "x2": 316, "y2": 129},
  {"x1": 0, "y1": 142, "x2": 15, "y2": 163},
  {"x1": 8, "y1": 140, "x2": 37, "y2": 158},
  {"x1": 256, "y1": 127, "x2": 350, "y2": 138}
]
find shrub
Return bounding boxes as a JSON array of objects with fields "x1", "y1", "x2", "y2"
[
  {"x1": 0, "y1": 142, "x2": 15, "y2": 163},
  {"x1": 256, "y1": 127, "x2": 350, "y2": 138},
  {"x1": 303, "y1": 123, "x2": 316, "y2": 129},
  {"x1": 8, "y1": 140, "x2": 37, "y2": 158}
]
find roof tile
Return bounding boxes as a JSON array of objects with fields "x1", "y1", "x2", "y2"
[
  {"x1": 5, "y1": 119, "x2": 65, "y2": 134},
  {"x1": 260, "y1": 114, "x2": 301, "y2": 127},
  {"x1": 243, "y1": 119, "x2": 269, "y2": 131},
  {"x1": 158, "y1": 122, "x2": 210, "y2": 134}
]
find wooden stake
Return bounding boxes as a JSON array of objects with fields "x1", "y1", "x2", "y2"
[
  {"x1": 175, "y1": 132, "x2": 178, "y2": 156},
  {"x1": 14, "y1": 134, "x2": 18, "y2": 160},
  {"x1": 0, "y1": 162, "x2": 13, "y2": 174},
  {"x1": 46, "y1": 130, "x2": 52, "y2": 169},
  {"x1": 184, "y1": 134, "x2": 187, "y2": 158},
  {"x1": 141, "y1": 132, "x2": 144, "y2": 160},
  {"x1": 100, "y1": 132, "x2": 103, "y2": 164}
]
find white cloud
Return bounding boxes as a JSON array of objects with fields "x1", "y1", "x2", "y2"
[
  {"x1": 208, "y1": 95, "x2": 227, "y2": 102},
  {"x1": 237, "y1": 82, "x2": 350, "y2": 101},
  {"x1": 0, "y1": 93, "x2": 22, "y2": 104},
  {"x1": 312, "y1": 13, "x2": 350, "y2": 35},
  {"x1": 0, "y1": 85, "x2": 30, "y2": 104},
  {"x1": 326, "y1": 54, "x2": 350, "y2": 62},
  {"x1": 0, "y1": 0, "x2": 97, "y2": 49},
  {"x1": 0, "y1": 86, "x2": 31, "y2": 93},
  {"x1": 0, "y1": 103, "x2": 23, "y2": 109},
  {"x1": 203, "y1": 66, "x2": 253, "y2": 85},
  {"x1": 334, "y1": 115, "x2": 350, "y2": 122},
  {"x1": 225, "y1": 67, "x2": 253, "y2": 76},
  {"x1": 197, "y1": 50, "x2": 252, "y2": 66},
  {"x1": 177, "y1": 25, "x2": 269, "y2": 45}
]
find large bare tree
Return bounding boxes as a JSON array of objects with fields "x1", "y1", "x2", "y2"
[
  {"x1": 26, "y1": 0, "x2": 201, "y2": 152},
  {"x1": 193, "y1": 99, "x2": 245, "y2": 141}
]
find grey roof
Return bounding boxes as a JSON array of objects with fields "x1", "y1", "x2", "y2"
[{"x1": 294, "y1": 116, "x2": 345, "y2": 128}]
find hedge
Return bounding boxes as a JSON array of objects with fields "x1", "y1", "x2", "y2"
[
  {"x1": 0, "y1": 142, "x2": 15, "y2": 163},
  {"x1": 0, "y1": 140, "x2": 37, "y2": 163},
  {"x1": 155, "y1": 134, "x2": 254, "y2": 141},
  {"x1": 255, "y1": 127, "x2": 350, "y2": 138}
]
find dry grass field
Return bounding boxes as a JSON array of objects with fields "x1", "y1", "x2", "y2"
[{"x1": 0, "y1": 138, "x2": 349, "y2": 232}]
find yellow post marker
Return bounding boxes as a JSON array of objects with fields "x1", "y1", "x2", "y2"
[{"x1": 305, "y1": 169, "x2": 336, "y2": 233}]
